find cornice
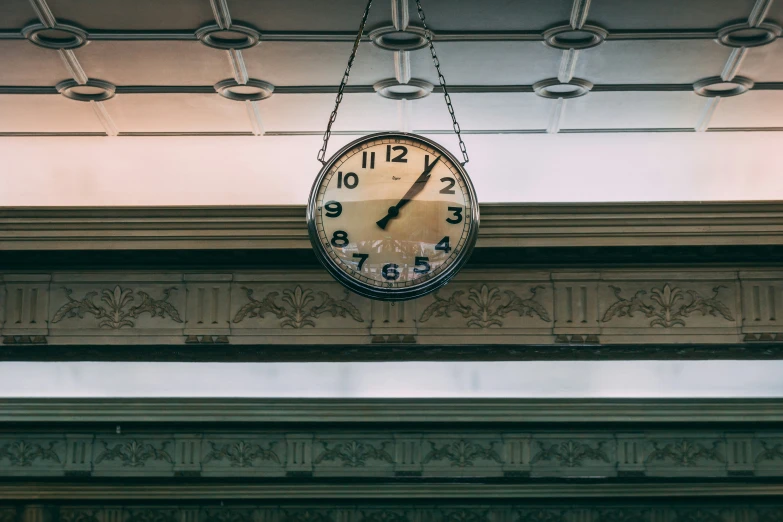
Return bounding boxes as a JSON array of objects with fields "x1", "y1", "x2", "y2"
[
  {"x1": 2, "y1": 202, "x2": 783, "y2": 250},
  {"x1": 0, "y1": 482, "x2": 780, "y2": 500},
  {"x1": 2, "y1": 398, "x2": 783, "y2": 423}
]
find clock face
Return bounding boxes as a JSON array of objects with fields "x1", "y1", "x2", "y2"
[{"x1": 307, "y1": 132, "x2": 479, "y2": 301}]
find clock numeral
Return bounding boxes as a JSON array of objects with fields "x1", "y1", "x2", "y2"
[
  {"x1": 331, "y1": 230, "x2": 349, "y2": 248},
  {"x1": 435, "y1": 236, "x2": 452, "y2": 253},
  {"x1": 324, "y1": 201, "x2": 342, "y2": 218},
  {"x1": 439, "y1": 177, "x2": 456, "y2": 194},
  {"x1": 382, "y1": 263, "x2": 400, "y2": 280},
  {"x1": 414, "y1": 256, "x2": 431, "y2": 274},
  {"x1": 337, "y1": 171, "x2": 359, "y2": 189},
  {"x1": 386, "y1": 145, "x2": 408, "y2": 163},
  {"x1": 446, "y1": 206, "x2": 463, "y2": 224},
  {"x1": 352, "y1": 253, "x2": 369, "y2": 270},
  {"x1": 362, "y1": 151, "x2": 375, "y2": 169}
]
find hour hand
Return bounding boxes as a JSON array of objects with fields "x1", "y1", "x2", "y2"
[{"x1": 377, "y1": 156, "x2": 441, "y2": 230}]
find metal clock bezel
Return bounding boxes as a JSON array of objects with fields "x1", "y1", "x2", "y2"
[{"x1": 307, "y1": 131, "x2": 480, "y2": 301}]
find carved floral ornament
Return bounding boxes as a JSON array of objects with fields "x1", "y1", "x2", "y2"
[
  {"x1": 419, "y1": 285, "x2": 550, "y2": 328},
  {"x1": 601, "y1": 283, "x2": 734, "y2": 328},
  {"x1": 42, "y1": 508, "x2": 783, "y2": 522},
  {"x1": 52, "y1": 285, "x2": 183, "y2": 329},
  {"x1": 233, "y1": 285, "x2": 363, "y2": 328}
]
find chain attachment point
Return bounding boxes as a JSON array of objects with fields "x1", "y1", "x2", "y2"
[{"x1": 317, "y1": 0, "x2": 374, "y2": 165}]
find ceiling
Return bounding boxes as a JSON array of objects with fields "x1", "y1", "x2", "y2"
[{"x1": 1, "y1": 0, "x2": 782, "y2": 137}]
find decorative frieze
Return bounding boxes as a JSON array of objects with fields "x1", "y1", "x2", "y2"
[
  {"x1": 0, "y1": 431, "x2": 779, "y2": 479},
  {"x1": 0, "y1": 269, "x2": 781, "y2": 350},
  {"x1": 0, "y1": 504, "x2": 779, "y2": 522}
]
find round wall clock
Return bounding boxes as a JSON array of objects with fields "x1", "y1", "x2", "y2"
[{"x1": 307, "y1": 132, "x2": 479, "y2": 301}]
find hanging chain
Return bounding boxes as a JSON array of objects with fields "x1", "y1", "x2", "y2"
[
  {"x1": 317, "y1": 0, "x2": 374, "y2": 165},
  {"x1": 415, "y1": 0, "x2": 469, "y2": 165}
]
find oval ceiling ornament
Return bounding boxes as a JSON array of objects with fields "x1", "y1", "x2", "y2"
[
  {"x1": 214, "y1": 79, "x2": 275, "y2": 101},
  {"x1": 717, "y1": 22, "x2": 781, "y2": 48},
  {"x1": 369, "y1": 24, "x2": 430, "y2": 51},
  {"x1": 374, "y1": 78, "x2": 433, "y2": 100},
  {"x1": 56, "y1": 79, "x2": 116, "y2": 102},
  {"x1": 196, "y1": 23, "x2": 261, "y2": 50},
  {"x1": 533, "y1": 78, "x2": 593, "y2": 99},
  {"x1": 693, "y1": 76, "x2": 754, "y2": 98},
  {"x1": 22, "y1": 22, "x2": 88, "y2": 50},
  {"x1": 543, "y1": 24, "x2": 608, "y2": 50}
]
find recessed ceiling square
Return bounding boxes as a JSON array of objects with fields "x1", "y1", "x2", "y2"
[
  {"x1": 106, "y1": 94, "x2": 252, "y2": 133},
  {"x1": 74, "y1": 41, "x2": 232, "y2": 86},
  {"x1": 0, "y1": 94, "x2": 105, "y2": 133},
  {"x1": 561, "y1": 91, "x2": 705, "y2": 130},
  {"x1": 575, "y1": 41, "x2": 732, "y2": 84}
]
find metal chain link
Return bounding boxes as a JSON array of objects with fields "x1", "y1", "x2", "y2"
[
  {"x1": 317, "y1": 0, "x2": 374, "y2": 165},
  {"x1": 415, "y1": 0, "x2": 469, "y2": 165}
]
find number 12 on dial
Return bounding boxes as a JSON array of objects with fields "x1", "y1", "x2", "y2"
[{"x1": 307, "y1": 132, "x2": 480, "y2": 301}]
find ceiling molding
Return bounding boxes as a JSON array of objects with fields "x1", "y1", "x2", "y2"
[
  {"x1": 2, "y1": 202, "x2": 783, "y2": 251},
  {"x1": 1, "y1": 482, "x2": 780, "y2": 500},
  {"x1": 2, "y1": 397, "x2": 783, "y2": 423}
]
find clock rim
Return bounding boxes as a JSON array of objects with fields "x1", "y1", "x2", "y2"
[{"x1": 306, "y1": 131, "x2": 480, "y2": 302}]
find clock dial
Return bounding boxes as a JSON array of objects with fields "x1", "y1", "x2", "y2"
[{"x1": 308, "y1": 133, "x2": 479, "y2": 301}]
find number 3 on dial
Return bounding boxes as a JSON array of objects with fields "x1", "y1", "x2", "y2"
[{"x1": 307, "y1": 132, "x2": 480, "y2": 301}]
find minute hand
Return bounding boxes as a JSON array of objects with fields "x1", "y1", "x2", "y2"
[{"x1": 376, "y1": 156, "x2": 441, "y2": 230}]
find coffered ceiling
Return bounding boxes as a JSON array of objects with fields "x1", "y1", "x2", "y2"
[{"x1": 1, "y1": 0, "x2": 782, "y2": 137}]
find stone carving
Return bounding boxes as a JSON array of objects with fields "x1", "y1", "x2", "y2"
[
  {"x1": 420, "y1": 285, "x2": 550, "y2": 327},
  {"x1": 126, "y1": 511, "x2": 179, "y2": 522},
  {"x1": 284, "y1": 511, "x2": 333, "y2": 522},
  {"x1": 516, "y1": 511, "x2": 566, "y2": 522},
  {"x1": 233, "y1": 285, "x2": 363, "y2": 328},
  {"x1": 52, "y1": 286, "x2": 182, "y2": 329},
  {"x1": 203, "y1": 441, "x2": 280, "y2": 467},
  {"x1": 601, "y1": 284, "x2": 734, "y2": 327},
  {"x1": 759, "y1": 511, "x2": 783, "y2": 522},
  {"x1": 594, "y1": 510, "x2": 649, "y2": 522},
  {"x1": 531, "y1": 440, "x2": 610, "y2": 467},
  {"x1": 361, "y1": 512, "x2": 409, "y2": 522},
  {"x1": 673, "y1": 511, "x2": 723, "y2": 522},
  {"x1": 314, "y1": 440, "x2": 394, "y2": 467},
  {"x1": 443, "y1": 512, "x2": 490, "y2": 522},
  {"x1": 60, "y1": 511, "x2": 99, "y2": 522},
  {"x1": 95, "y1": 440, "x2": 173, "y2": 467},
  {"x1": 203, "y1": 511, "x2": 254, "y2": 522},
  {"x1": 0, "y1": 440, "x2": 60, "y2": 466},
  {"x1": 422, "y1": 439, "x2": 502, "y2": 467},
  {"x1": 755, "y1": 441, "x2": 783, "y2": 463},
  {"x1": 646, "y1": 440, "x2": 725, "y2": 467}
]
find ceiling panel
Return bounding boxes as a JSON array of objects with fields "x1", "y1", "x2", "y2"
[
  {"x1": 75, "y1": 41, "x2": 232, "y2": 86},
  {"x1": 741, "y1": 41, "x2": 783, "y2": 82},
  {"x1": 575, "y1": 41, "x2": 731, "y2": 84},
  {"x1": 105, "y1": 94, "x2": 251, "y2": 133},
  {"x1": 0, "y1": 95, "x2": 104, "y2": 132},
  {"x1": 0, "y1": 41, "x2": 72, "y2": 86},
  {"x1": 228, "y1": 0, "x2": 571, "y2": 32},
  {"x1": 0, "y1": 0, "x2": 36, "y2": 29},
  {"x1": 244, "y1": 42, "x2": 392, "y2": 86},
  {"x1": 412, "y1": 93, "x2": 551, "y2": 131},
  {"x1": 409, "y1": 42, "x2": 562, "y2": 86},
  {"x1": 764, "y1": 3, "x2": 783, "y2": 25},
  {"x1": 561, "y1": 92, "x2": 704, "y2": 130},
  {"x1": 709, "y1": 91, "x2": 783, "y2": 128},
  {"x1": 388, "y1": 0, "x2": 572, "y2": 31},
  {"x1": 257, "y1": 93, "x2": 398, "y2": 132},
  {"x1": 587, "y1": 0, "x2": 757, "y2": 30},
  {"x1": 47, "y1": 0, "x2": 214, "y2": 30}
]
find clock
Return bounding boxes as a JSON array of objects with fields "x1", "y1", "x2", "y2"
[{"x1": 307, "y1": 132, "x2": 479, "y2": 301}]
